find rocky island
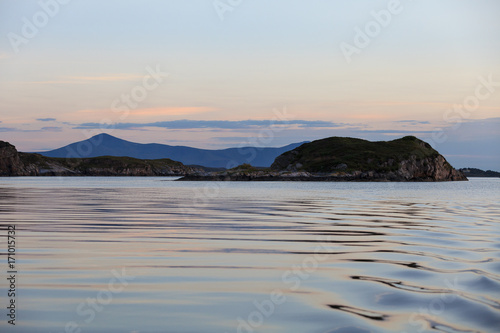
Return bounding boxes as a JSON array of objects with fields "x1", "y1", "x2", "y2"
[
  {"x1": 179, "y1": 136, "x2": 467, "y2": 182},
  {"x1": 0, "y1": 140, "x2": 200, "y2": 176},
  {"x1": 458, "y1": 168, "x2": 500, "y2": 178},
  {"x1": 0, "y1": 136, "x2": 467, "y2": 181}
]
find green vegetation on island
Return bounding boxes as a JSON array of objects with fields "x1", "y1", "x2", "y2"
[
  {"x1": 181, "y1": 136, "x2": 468, "y2": 182},
  {"x1": 0, "y1": 136, "x2": 470, "y2": 181},
  {"x1": 459, "y1": 168, "x2": 500, "y2": 178},
  {"x1": 271, "y1": 136, "x2": 440, "y2": 173},
  {"x1": 0, "y1": 140, "x2": 200, "y2": 176}
]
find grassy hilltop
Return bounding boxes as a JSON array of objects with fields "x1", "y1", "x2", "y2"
[
  {"x1": 271, "y1": 136, "x2": 442, "y2": 173},
  {"x1": 180, "y1": 136, "x2": 467, "y2": 181}
]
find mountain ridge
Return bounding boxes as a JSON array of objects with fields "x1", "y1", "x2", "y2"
[
  {"x1": 2, "y1": 136, "x2": 469, "y2": 181},
  {"x1": 37, "y1": 133, "x2": 306, "y2": 168},
  {"x1": 0, "y1": 140, "x2": 202, "y2": 176}
]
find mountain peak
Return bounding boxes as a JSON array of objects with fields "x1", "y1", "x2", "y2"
[
  {"x1": 90, "y1": 133, "x2": 123, "y2": 141},
  {"x1": 39, "y1": 135, "x2": 305, "y2": 168}
]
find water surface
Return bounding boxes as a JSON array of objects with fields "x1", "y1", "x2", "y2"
[{"x1": 1, "y1": 177, "x2": 499, "y2": 333}]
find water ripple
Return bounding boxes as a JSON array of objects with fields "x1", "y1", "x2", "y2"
[{"x1": 0, "y1": 177, "x2": 499, "y2": 333}]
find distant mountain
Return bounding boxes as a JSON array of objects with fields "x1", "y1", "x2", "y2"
[
  {"x1": 38, "y1": 133, "x2": 306, "y2": 168},
  {"x1": 0, "y1": 140, "x2": 201, "y2": 176},
  {"x1": 459, "y1": 168, "x2": 500, "y2": 177},
  {"x1": 3, "y1": 136, "x2": 469, "y2": 181}
]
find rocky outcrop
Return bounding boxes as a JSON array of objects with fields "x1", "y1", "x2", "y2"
[
  {"x1": 1, "y1": 137, "x2": 468, "y2": 181},
  {"x1": 0, "y1": 141, "x2": 27, "y2": 176},
  {"x1": 459, "y1": 168, "x2": 500, "y2": 178},
  {"x1": 68, "y1": 159, "x2": 201, "y2": 176},
  {"x1": 265, "y1": 136, "x2": 467, "y2": 182},
  {"x1": 180, "y1": 136, "x2": 468, "y2": 182},
  {"x1": 0, "y1": 140, "x2": 202, "y2": 177},
  {"x1": 395, "y1": 154, "x2": 466, "y2": 181}
]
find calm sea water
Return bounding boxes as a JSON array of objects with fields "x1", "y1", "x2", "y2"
[{"x1": 0, "y1": 177, "x2": 499, "y2": 333}]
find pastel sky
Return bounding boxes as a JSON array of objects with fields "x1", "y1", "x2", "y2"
[{"x1": 1, "y1": 0, "x2": 499, "y2": 169}]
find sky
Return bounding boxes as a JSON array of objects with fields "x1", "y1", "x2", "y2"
[{"x1": 0, "y1": 0, "x2": 499, "y2": 170}]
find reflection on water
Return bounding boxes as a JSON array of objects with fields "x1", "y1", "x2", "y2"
[{"x1": 0, "y1": 177, "x2": 499, "y2": 333}]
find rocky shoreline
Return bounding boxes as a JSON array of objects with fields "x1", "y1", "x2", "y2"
[
  {"x1": 178, "y1": 161, "x2": 467, "y2": 182},
  {"x1": 1, "y1": 137, "x2": 468, "y2": 181},
  {"x1": 0, "y1": 141, "x2": 200, "y2": 177},
  {"x1": 178, "y1": 137, "x2": 468, "y2": 182}
]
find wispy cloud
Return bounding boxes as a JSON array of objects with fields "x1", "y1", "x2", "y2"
[
  {"x1": 463, "y1": 117, "x2": 500, "y2": 123},
  {"x1": 67, "y1": 74, "x2": 144, "y2": 82},
  {"x1": 41, "y1": 127, "x2": 63, "y2": 132},
  {"x1": 37, "y1": 118, "x2": 57, "y2": 122},
  {"x1": 74, "y1": 119, "x2": 345, "y2": 130},
  {"x1": 213, "y1": 136, "x2": 257, "y2": 142},
  {"x1": 18, "y1": 74, "x2": 144, "y2": 85},
  {"x1": 353, "y1": 101, "x2": 451, "y2": 108},
  {"x1": 353, "y1": 129, "x2": 435, "y2": 134},
  {"x1": 19, "y1": 80, "x2": 88, "y2": 85},
  {"x1": 394, "y1": 120, "x2": 431, "y2": 125},
  {"x1": 128, "y1": 107, "x2": 215, "y2": 117},
  {"x1": 0, "y1": 126, "x2": 62, "y2": 133},
  {"x1": 0, "y1": 127, "x2": 17, "y2": 132},
  {"x1": 75, "y1": 107, "x2": 213, "y2": 118}
]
